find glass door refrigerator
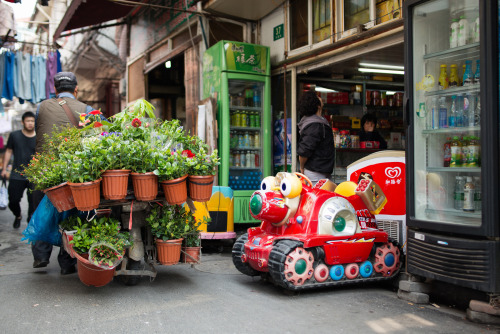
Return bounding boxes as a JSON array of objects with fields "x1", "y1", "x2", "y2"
[
  {"x1": 404, "y1": 0, "x2": 500, "y2": 293},
  {"x1": 203, "y1": 41, "x2": 272, "y2": 224}
]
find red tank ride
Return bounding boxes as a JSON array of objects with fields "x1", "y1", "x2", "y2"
[{"x1": 232, "y1": 172, "x2": 403, "y2": 290}]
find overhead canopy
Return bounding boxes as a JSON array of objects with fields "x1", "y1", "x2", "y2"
[{"x1": 53, "y1": 0, "x2": 142, "y2": 40}]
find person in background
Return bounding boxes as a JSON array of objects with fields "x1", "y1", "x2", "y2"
[
  {"x1": 297, "y1": 91, "x2": 335, "y2": 185},
  {"x1": 31, "y1": 71, "x2": 94, "y2": 274},
  {"x1": 0, "y1": 111, "x2": 36, "y2": 229},
  {"x1": 359, "y1": 113, "x2": 388, "y2": 149}
]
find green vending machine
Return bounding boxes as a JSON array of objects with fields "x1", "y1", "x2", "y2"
[{"x1": 203, "y1": 41, "x2": 272, "y2": 224}]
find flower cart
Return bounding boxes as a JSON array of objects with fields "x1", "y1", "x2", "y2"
[{"x1": 24, "y1": 100, "x2": 218, "y2": 287}]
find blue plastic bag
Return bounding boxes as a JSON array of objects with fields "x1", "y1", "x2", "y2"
[{"x1": 22, "y1": 195, "x2": 77, "y2": 246}]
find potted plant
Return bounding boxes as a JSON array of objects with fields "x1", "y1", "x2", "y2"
[
  {"x1": 22, "y1": 126, "x2": 83, "y2": 212},
  {"x1": 146, "y1": 204, "x2": 188, "y2": 265},
  {"x1": 185, "y1": 139, "x2": 220, "y2": 202},
  {"x1": 128, "y1": 140, "x2": 160, "y2": 201},
  {"x1": 62, "y1": 138, "x2": 104, "y2": 211},
  {"x1": 70, "y1": 217, "x2": 132, "y2": 287},
  {"x1": 98, "y1": 132, "x2": 133, "y2": 200},
  {"x1": 156, "y1": 151, "x2": 188, "y2": 205},
  {"x1": 181, "y1": 211, "x2": 205, "y2": 263}
]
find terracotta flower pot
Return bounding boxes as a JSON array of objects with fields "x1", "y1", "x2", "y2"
[
  {"x1": 68, "y1": 179, "x2": 102, "y2": 211},
  {"x1": 101, "y1": 169, "x2": 131, "y2": 200},
  {"x1": 44, "y1": 182, "x2": 75, "y2": 212},
  {"x1": 160, "y1": 174, "x2": 188, "y2": 205},
  {"x1": 131, "y1": 172, "x2": 158, "y2": 201},
  {"x1": 75, "y1": 253, "x2": 115, "y2": 287},
  {"x1": 188, "y1": 175, "x2": 214, "y2": 202},
  {"x1": 181, "y1": 246, "x2": 201, "y2": 263},
  {"x1": 155, "y1": 238, "x2": 183, "y2": 265}
]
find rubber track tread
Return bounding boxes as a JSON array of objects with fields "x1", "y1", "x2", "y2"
[
  {"x1": 232, "y1": 233, "x2": 260, "y2": 276},
  {"x1": 268, "y1": 239, "x2": 403, "y2": 291}
]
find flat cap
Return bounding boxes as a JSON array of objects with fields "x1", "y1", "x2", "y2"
[{"x1": 54, "y1": 72, "x2": 77, "y2": 87}]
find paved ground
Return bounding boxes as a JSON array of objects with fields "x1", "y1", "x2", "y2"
[{"x1": 0, "y1": 195, "x2": 499, "y2": 333}]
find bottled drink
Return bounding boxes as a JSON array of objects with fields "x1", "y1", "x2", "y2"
[
  {"x1": 467, "y1": 136, "x2": 480, "y2": 167},
  {"x1": 235, "y1": 110, "x2": 241, "y2": 127},
  {"x1": 244, "y1": 131, "x2": 250, "y2": 147},
  {"x1": 443, "y1": 137, "x2": 451, "y2": 167},
  {"x1": 461, "y1": 136, "x2": 469, "y2": 167},
  {"x1": 249, "y1": 112, "x2": 256, "y2": 128},
  {"x1": 463, "y1": 176, "x2": 475, "y2": 212},
  {"x1": 460, "y1": 64, "x2": 465, "y2": 86},
  {"x1": 253, "y1": 87, "x2": 261, "y2": 108},
  {"x1": 246, "y1": 151, "x2": 252, "y2": 168},
  {"x1": 473, "y1": 60, "x2": 480, "y2": 84},
  {"x1": 238, "y1": 132, "x2": 244, "y2": 148},
  {"x1": 241, "y1": 111, "x2": 248, "y2": 127},
  {"x1": 240, "y1": 150, "x2": 246, "y2": 167},
  {"x1": 255, "y1": 152, "x2": 260, "y2": 167},
  {"x1": 463, "y1": 60, "x2": 473, "y2": 86},
  {"x1": 428, "y1": 97, "x2": 439, "y2": 130},
  {"x1": 448, "y1": 95, "x2": 457, "y2": 127},
  {"x1": 449, "y1": 64, "x2": 459, "y2": 87},
  {"x1": 245, "y1": 88, "x2": 253, "y2": 107},
  {"x1": 255, "y1": 112, "x2": 261, "y2": 127},
  {"x1": 454, "y1": 176, "x2": 465, "y2": 210},
  {"x1": 450, "y1": 136, "x2": 462, "y2": 167},
  {"x1": 438, "y1": 65, "x2": 449, "y2": 90},
  {"x1": 234, "y1": 151, "x2": 241, "y2": 167},
  {"x1": 474, "y1": 96, "x2": 481, "y2": 126},
  {"x1": 254, "y1": 133, "x2": 260, "y2": 147},
  {"x1": 438, "y1": 97, "x2": 448, "y2": 128},
  {"x1": 473, "y1": 176, "x2": 481, "y2": 212},
  {"x1": 464, "y1": 93, "x2": 475, "y2": 127},
  {"x1": 450, "y1": 19, "x2": 459, "y2": 48},
  {"x1": 458, "y1": 15, "x2": 469, "y2": 46}
]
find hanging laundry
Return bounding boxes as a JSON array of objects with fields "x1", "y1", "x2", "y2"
[
  {"x1": 2, "y1": 51, "x2": 14, "y2": 100},
  {"x1": 45, "y1": 51, "x2": 57, "y2": 99},
  {"x1": 37, "y1": 55, "x2": 46, "y2": 102},
  {"x1": 30, "y1": 54, "x2": 37, "y2": 103},
  {"x1": 16, "y1": 51, "x2": 32, "y2": 101},
  {"x1": 56, "y1": 50, "x2": 61, "y2": 72}
]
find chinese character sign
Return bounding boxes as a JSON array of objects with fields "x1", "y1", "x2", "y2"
[
  {"x1": 223, "y1": 42, "x2": 269, "y2": 74},
  {"x1": 349, "y1": 161, "x2": 406, "y2": 216}
]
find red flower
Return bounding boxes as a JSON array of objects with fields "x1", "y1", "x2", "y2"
[
  {"x1": 93, "y1": 122, "x2": 103, "y2": 128},
  {"x1": 132, "y1": 118, "x2": 142, "y2": 128},
  {"x1": 182, "y1": 149, "x2": 195, "y2": 158},
  {"x1": 89, "y1": 110, "x2": 102, "y2": 115}
]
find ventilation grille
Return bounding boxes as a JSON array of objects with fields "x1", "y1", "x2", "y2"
[
  {"x1": 377, "y1": 220, "x2": 401, "y2": 243},
  {"x1": 407, "y1": 237, "x2": 490, "y2": 284}
]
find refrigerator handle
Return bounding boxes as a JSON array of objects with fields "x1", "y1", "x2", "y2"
[{"x1": 403, "y1": 94, "x2": 410, "y2": 127}]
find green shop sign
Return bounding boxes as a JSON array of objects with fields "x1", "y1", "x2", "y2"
[{"x1": 224, "y1": 42, "x2": 268, "y2": 74}]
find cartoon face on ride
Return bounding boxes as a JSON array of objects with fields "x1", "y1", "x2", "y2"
[{"x1": 232, "y1": 172, "x2": 403, "y2": 291}]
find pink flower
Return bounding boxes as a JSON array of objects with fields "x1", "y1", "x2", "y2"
[{"x1": 132, "y1": 118, "x2": 142, "y2": 128}]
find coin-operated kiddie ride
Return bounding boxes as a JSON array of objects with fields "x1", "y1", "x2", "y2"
[{"x1": 231, "y1": 172, "x2": 403, "y2": 290}]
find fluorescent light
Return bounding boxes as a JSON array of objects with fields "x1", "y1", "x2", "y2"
[
  {"x1": 315, "y1": 86, "x2": 338, "y2": 93},
  {"x1": 385, "y1": 91, "x2": 397, "y2": 95},
  {"x1": 358, "y1": 68, "x2": 405, "y2": 75},
  {"x1": 359, "y1": 62, "x2": 404, "y2": 70},
  {"x1": 165, "y1": 60, "x2": 171, "y2": 68}
]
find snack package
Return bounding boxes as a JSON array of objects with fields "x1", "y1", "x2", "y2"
[{"x1": 355, "y1": 179, "x2": 387, "y2": 215}]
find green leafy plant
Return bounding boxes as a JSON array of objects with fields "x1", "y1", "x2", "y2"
[
  {"x1": 183, "y1": 211, "x2": 207, "y2": 247},
  {"x1": 186, "y1": 147, "x2": 220, "y2": 176},
  {"x1": 155, "y1": 151, "x2": 188, "y2": 181},
  {"x1": 146, "y1": 204, "x2": 191, "y2": 241},
  {"x1": 61, "y1": 148, "x2": 104, "y2": 183},
  {"x1": 127, "y1": 140, "x2": 160, "y2": 173},
  {"x1": 70, "y1": 217, "x2": 132, "y2": 257},
  {"x1": 98, "y1": 132, "x2": 133, "y2": 170}
]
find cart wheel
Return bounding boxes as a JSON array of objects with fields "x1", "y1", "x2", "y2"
[{"x1": 121, "y1": 259, "x2": 142, "y2": 286}]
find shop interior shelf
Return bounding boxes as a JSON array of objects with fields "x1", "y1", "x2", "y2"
[
  {"x1": 422, "y1": 126, "x2": 480, "y2": 135},
  {"x1": 229, "y1": 167, "x2": 261, "y2": 170},
  {"x1": 230, "y1": 126, "x2": 261, "y2": 131},
  {"x1": 427, "y1": 167, "x2": 481, "y2": 173},
  {"x1": 230, "y1": 147, "x2": 261, "y2": 151},
  {"x1": 423, "y1": 42, "x2": 480, "y2": 60},
  {"x1": 424, "y1": 84, "x2": 480, "y2": 97},
  {"x1": 230, "y1": 106, "x2": 262, "y2": 111},
  {"x1": 425, "y1": 208, "x2": 481, "y2": 220}
]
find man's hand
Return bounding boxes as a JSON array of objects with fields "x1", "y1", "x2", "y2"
[{"x1": 0, "y1": 169, "x2": 7, "y2": 179}]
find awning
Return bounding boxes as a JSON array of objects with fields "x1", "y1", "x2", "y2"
[{"x1": 53, "y1": 0, "x2": 142, "y2": 40}]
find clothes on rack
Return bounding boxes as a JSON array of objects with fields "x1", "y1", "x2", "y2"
[
  {"x1": 45, "y1": 51, "x2": 57, "y2": 99},
  {"x1": 16, "y1": 51, "x2": 31, "y2": 101},
  {"x1": 2, "y1": 51, "x2": 14, "y2": 100}
]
